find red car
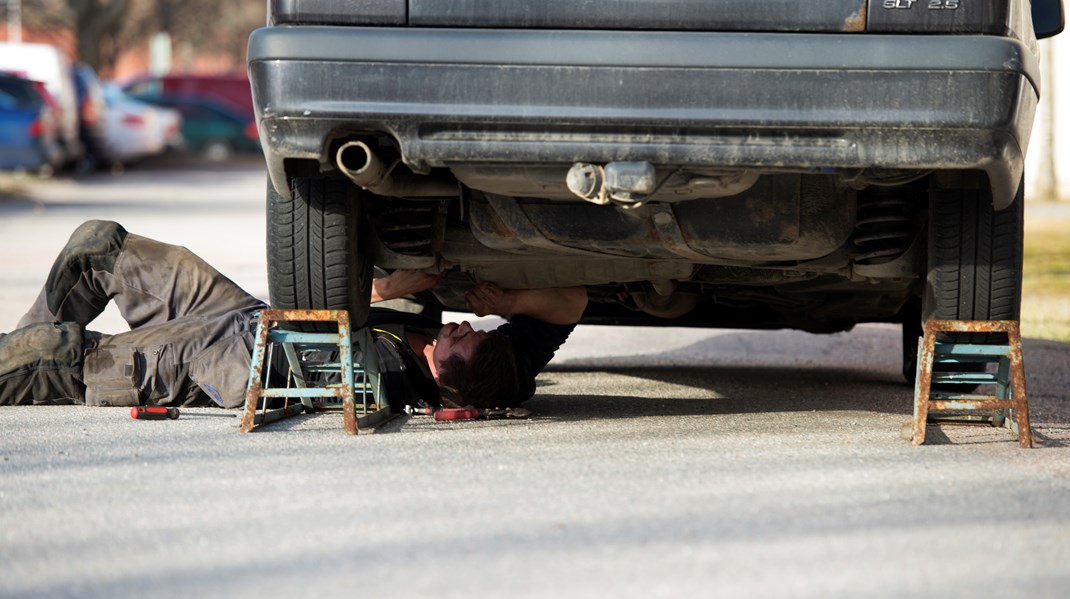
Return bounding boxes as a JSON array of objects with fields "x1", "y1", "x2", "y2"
[{"x1": 121, "y1": 73, "x2": 254, "y2": 119}]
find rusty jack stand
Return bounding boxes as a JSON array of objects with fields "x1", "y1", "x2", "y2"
[
  {"x1": 239, "y1": 310, "x2": 390, "y2": 434},
  {"x1": 912, "y1": 320, "x2": 1032, "y2": 448}
]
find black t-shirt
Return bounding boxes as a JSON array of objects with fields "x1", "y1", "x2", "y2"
[
  {"x1": 365, "y1": 309, "x2": 442, "y2": 410},
  {"x1": 365, "y1": 308, "x2": 576, "y2": 409},
  {"x1": 494, "y1": 314, "x2": 576, "y2": 401}
]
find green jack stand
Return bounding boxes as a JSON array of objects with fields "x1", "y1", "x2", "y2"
[
  {"x1": 912, "y1": 320, "x2": 1032, "y2": 448},
  {"x1": 239, "y1": 310, "x2": 391, "y2": 435}
]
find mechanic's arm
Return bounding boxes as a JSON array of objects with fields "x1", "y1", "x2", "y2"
[
  {"x1": 466, "y1": 284, "x2": 588, "y2": 325},
  {"x1": 371, "y1": 270, "x2": 438, "y2": 303}
]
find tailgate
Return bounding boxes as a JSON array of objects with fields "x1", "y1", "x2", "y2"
[
  {"x1": 409, "y1": 0, "x2": 866, "y2": 31},
  {"x1": 270, "y1": 1, "x2": 1012, "y2": 33}
]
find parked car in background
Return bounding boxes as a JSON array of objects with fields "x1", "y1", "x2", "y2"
[
  {"x1": 134, "y1": 94, "x2": 258, "y2": 161},
  {"x1": 0, "y1": 43, "x2": 82, "y2": 166},
  {"x1": 100, "y1": 83, "x2": 181, "y2": 165},
  {"x1": 72, "y1": 63, "x2": 108, "y2": 170},
  {"x1": 0, "y1": 72, "x2": 62, "y2": 173},
  {"x1": 122, "y1": 73, "x2": 254, "y2": 119}
]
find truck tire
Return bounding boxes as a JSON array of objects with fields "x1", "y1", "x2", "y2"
[
  {"x1": 900, "y1": 299, "x2": 922, "y2": 383},
  {"x1": 901, "y1": 177, "x2": 1023, "y2": 385},
  {"x1": 924, "y1": 179, "x2": 1023, "y2": 339},
  {"x1": 267, "y1": 176, "x2": 372, "y2": 330},
  {"x1": 903, "y1": 178, "x2": 1023, "y2": 383}
]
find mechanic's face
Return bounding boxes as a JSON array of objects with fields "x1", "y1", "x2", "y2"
[{"x1": 432, "y1": 321, "x2": 491, "y2": 377}]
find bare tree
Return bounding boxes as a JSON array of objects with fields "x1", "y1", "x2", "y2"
[
  {"x1": 115, "y1": 0, "x2": 261, "y2": 72},
  {"x1": 4, "y1": 0, "x2": 261, "y2": 74},
  {"x1": 66, "y1": 0, "x2": 126, "y2": 69},
  {"x1": 2, "y1": 0, "x2": 70, "y2": 42},
  {"x1": 1036, "y1": 39, "x2": 1060, "y2": 202}
]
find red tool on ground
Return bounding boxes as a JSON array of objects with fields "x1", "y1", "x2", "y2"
[
  {"x1": 433, "y1": 407, "x2": 481, "y2": 421},
  {"x1": 407, "y1": 406, "x2": 530, "y2": 421},
  {"x1": 130, "y1": 407, "x2": 180, "y2": 420}
]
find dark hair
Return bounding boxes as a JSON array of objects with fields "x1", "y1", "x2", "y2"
[{"x1": 437, "y1": 333, "x2": 519, "y2": 409}]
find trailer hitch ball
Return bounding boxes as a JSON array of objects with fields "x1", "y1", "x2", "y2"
[
  {"x1": 566, "y1": 163, "x2": 606, "y2": 204},
  {"x1": 567, "y1": 161, "x2": 657, "y2": 206}
]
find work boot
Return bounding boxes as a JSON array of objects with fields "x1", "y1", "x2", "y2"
[{"x1": 0, "y1": 322, "x2": 86, "y2": 405}]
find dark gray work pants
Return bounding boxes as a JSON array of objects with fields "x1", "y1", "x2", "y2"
[{"x1": 0, "y1": 220, "x2": 266, "y2": 408}]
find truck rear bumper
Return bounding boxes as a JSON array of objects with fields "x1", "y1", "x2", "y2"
[{"x1": 248, "y1": 26, "x2": 1039, "y2": 209}]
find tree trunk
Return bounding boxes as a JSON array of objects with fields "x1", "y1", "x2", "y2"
[
  {"x1": 1036, "y1": 39, "x2": 1059, "y2": 202},
  {"x1": 68, "y1": 0, "x2": 127, "y2": 70}
]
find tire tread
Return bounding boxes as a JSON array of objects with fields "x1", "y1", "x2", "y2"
[
  {"x1": 925, "y1": 181, "x2": 1023, "y2": 345},
  {"x1": 266, "y1": 176, "x2": 372, "y2": 331}
]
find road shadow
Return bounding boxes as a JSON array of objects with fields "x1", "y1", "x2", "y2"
[
  {"x1": 531, "y1": 363, "x2": 912, "y2": 421},
  {"x1": 544, "y1": 327, "x2": 1070, "y2": 426}
]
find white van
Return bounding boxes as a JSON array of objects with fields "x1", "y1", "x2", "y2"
[{"x1": 0, "y1": 42, "x2": 82, "y2": 164}]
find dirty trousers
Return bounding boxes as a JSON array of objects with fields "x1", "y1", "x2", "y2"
[{"x1": 0, "y1": 221, "x2": 266, "y2": 407}]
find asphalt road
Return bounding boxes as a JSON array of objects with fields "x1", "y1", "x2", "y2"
[{"x1": 1, "y1": 163, "x2": 1069, "y2": 598}]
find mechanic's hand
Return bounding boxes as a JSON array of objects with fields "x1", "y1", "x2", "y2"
[
  {"x1": 465, "y1": 283, "x2": 506, "y2": 317},
  {"x1": 372, "y1": 270, "x2": 439, "y2": 303}
]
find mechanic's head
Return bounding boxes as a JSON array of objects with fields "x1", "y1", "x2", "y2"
[{"x1": 433, "y1": 321, "x2": 518, "y2": 409}]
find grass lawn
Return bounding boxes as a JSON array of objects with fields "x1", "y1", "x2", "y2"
[{"x1": 1023, "y1": 206, "x2": 1070, "y2": 341}]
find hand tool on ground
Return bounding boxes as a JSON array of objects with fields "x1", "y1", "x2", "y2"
[
  {"x1": 403, "y1": 405, "x2": 433, "y2": 415},
  {"x1": 434, "y1": 407, "x2": 481, "y2": 421},
  {"x1": 405, "y1": 406, "x2": 532, "y2": 421},
  {"x1": 131, "y1": 406, "x2": 180, "y2": 420}
]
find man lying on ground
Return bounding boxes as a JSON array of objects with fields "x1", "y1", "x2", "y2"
[{"x1": 0, "y1": 220, "x2": 587, "y2": 410}]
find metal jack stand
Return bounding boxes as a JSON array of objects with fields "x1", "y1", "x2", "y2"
[
  {"x1": 912, "y1": 320, "x2": 1032, "y2": 448},
  {"x1": 239, "y1": 310, "x2": 391, "y2": 434}
]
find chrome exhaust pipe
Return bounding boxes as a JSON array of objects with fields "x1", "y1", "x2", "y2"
[
  {"x1": 335, "y1": 141, "x2": 387, "y2": 190},
  {"x1": 334, "y1": 140, "x2": 457, "y2": 198}
]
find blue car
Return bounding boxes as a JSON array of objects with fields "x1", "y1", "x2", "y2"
[{"x1": 0, "y1": 73, "x2": 62, "y2": 173}]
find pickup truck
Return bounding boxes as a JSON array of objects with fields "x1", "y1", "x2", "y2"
[{"x1": 248, "y1": 0, "x2": 1064, "y2": 380}]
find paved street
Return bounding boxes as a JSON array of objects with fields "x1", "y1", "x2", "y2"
[{"x1": 1, "y1": 163, "x2": 1069, "y2": 598}]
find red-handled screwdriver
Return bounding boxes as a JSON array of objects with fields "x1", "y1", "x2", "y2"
[
  {"x1": 130, "y1": 407, "x2": 180, "y2": 420},
  {"x1": 433, "y1": 407, "x2": 480, "y2": 421}
]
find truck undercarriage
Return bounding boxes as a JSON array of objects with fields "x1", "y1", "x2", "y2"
[{"x1": 249, "y1": 0, "x2": 1064, "y2": 380}]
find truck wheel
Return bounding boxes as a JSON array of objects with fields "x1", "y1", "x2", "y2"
[
  {"x1": 899, "y1": 176, "x2": 1024, "y2": 389},
  {"x1": 267, "y1": 176, "x2": 372, "y2": 330},
  {"x1": 924, "y1": 179, "x2": 1023, "y2": 337},
  {"x1": 903, "y1": 179, "x2": 1022, "y2": 384},
  {"x1": 900, "y1": 299, "x2": 922, "y2": 383}
]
